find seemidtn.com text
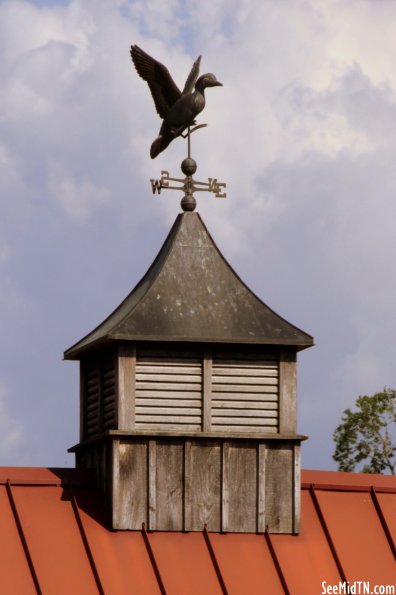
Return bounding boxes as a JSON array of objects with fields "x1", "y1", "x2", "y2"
[{"x1": 322, "y1": 582, "x2": 395, "y2": 595}]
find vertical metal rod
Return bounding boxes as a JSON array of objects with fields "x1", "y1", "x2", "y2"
[
  {"x1": 370, "y1": 486, "x2": 396, "y2": 559},
  {"x1": 309, "y1": 485, "x2": 347, "y2": 581},
  {"x1": 264, "y1": 529, "x2": 290, "y2": 595},
  {"x1": 68, "y1": 485, "x2": 105, "y2": 595},
  {"x1": 203, "y1": 526, "x2": 228, "y2": 595},
  {"x1": 5, "y1": 480, "x2": 43, "y2": 595},
  {"x1": 187, "y1": 127, "x2": 191, "y2": 158},
  {"x1": 141, "y1": 524, "x2": 167, "y2": 595}
]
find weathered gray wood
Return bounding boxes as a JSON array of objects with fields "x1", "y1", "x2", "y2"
[
  {"x1": 213, "y1": 417, "x2": 278, "y2": 426},
  {"x1": 136, "y1": 415, "x2": 201, "y2": 424},
  {"x1": 112, "y1": 440, "x2": 148, "y2": 529},
  {"x1": 213, "y1": 376, "x2": 278, "y2": 385},
  {"x1": 137, "y1": 373, "x2": 202, "y2": 382},
  {"x1": 137, "y1": 382, "x2": 201, "y2": 391},
  {"x1": 212, "y1": 409, "x2": 278, "y2": 418},
  {"x1": 293, "y1": 443, "x2": 301, "y2": 534},
  {"x1": 221, "y1": 441, "x2": 229, "y2": 532},
  {"x1": 155, "y1": 442, "x2": 184, "y2": 530},
  {"x1": 190, "y1": 441, "x2": 221, "y2": 530},
  {"x1": 223, "y1": 442, "x2": 257, "y2": 532},
  {"x1": 279, "y1": 350, "x2": 297, "y2": 434},
  {"x1": 117, "y1": 344, "x2": 136, "y2": 430},
  {"x1": 184, "y1": 440, "x2": 192, "y2": 530},
  {"x1": 135, "y1": 390, "x2": 202, "y2": 399},
  {"x1": 257, "y1": 443, "x2": 266, "y2": 532},
  {"x1": 148, "y1": 439, "x2": 156, "y2": 530},
  {"x1": 212, "y1": 384, "x2": 278, "y2": 393},
  {"x1": 212, "y1": 401, "x2": 278, "y2": 410},
  {"x1": 136, "y1": 423, "x2": 202, "y2": 432},
  {"x1": 212, "y1": 425, "x2": 278, "y2": 433},
  {"x1": 265, "y1": 443, "x2": 293, "y2": 533},
  {"x1": 211, "y1": 367, "x2": 278, "y2": 376},
  {"x1": 136, "y1": 406, "x2": 201, "y2": 415},
  {"x1": 203, "y1": 349, "x2": 212, "y2": 431},
  {"x1": 212, "y1": 392, "x2": 278, "y2": 402},
  {"x1": 137, "y1": 365, "x2": 201, "y2": 374},
  {"x1": 136, "y1": 398, "x2": 201, "y2": 407}
]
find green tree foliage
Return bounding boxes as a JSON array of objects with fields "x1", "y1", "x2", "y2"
[{"x1": 333, "y1": 388, "x2": 396, "y2": 474}]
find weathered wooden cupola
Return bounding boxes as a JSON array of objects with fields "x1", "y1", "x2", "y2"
[{"x1": 65, "y1": 211, "x2": 313, "y2": 533}]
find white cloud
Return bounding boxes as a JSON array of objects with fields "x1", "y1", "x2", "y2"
[{"x1": 1, "y1": 0, "x2": 396, "y2": 470}]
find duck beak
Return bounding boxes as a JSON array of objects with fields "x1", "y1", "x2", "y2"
[{"x1": 213, "y1": 80, "x2": 223, "y2": 87}]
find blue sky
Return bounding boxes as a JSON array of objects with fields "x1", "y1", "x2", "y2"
[{"x1": 1, "y1": 0, "x2": 396, "y2": 470}]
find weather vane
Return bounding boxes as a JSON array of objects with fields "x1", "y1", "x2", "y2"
[{"x1": 130, "y1": 45, "x2": 226, "y2": 211}]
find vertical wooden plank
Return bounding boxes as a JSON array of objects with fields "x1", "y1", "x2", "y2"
[
  {"x1": 225, "y1": 442, "x2": 257, "y2": 532},
  {"x1": 279, "y1": 350, "x2": 297, "y2": 434},
  {"x1": 148, "y1": 439, "x2": 157, "y2": 530},
  {"x1": 112, "y1": 439, "x2": 120, "y2": 529},
  {"x1": 257, "y1": 442, "x2": 266, "y2": 533},
  {"x1": 190, "y1": 441, "x2": 221, "y2": 531},
  {"x1": 184, "y1": 440, "x2": 192, "y2": 531},
  {"x1": 293, "y1": 443, "x2": 301, "y2": 534},
  {"x1": 221, "y1": 441, "x2": 229, "y2": 532},
  {"x1": 117, "y1": 343, "x2": 136, "y2": 430},
  {"x1": 203, "y1": 348, "x2": 212, "y2": 431},
  {"x1": 155, "y1": 442, "x2": 184, "y2": 530},
  {"x1": 112, "y1": 440, "x2": 148, "y2": 529},
  {"x1": 265, "y1": 443, "x2": 293, "y2": 533}
]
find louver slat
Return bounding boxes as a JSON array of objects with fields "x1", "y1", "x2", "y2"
[
  {"x1": 136, "y1": 351, "x2": 202, "y2": 430},
  {"x1": 212, "y1": 354, "x2": 279, "y2": 432}
]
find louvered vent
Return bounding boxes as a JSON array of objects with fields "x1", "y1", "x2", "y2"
[
  {"x1": 135, "y1": 349, "x2": 203, "y2": 430},
  {"x1": 211, "y1": 352, "x2": 279, "y2": 432},
  {"x1": 84, "y1": 360, "x2": 101, "y2": 438},
  {"x1": 102, "y1": 354, "x2": 116, "y2": 430},
  {"x1": 82, "y1": 353, "x2": 116, "y2": 438}
]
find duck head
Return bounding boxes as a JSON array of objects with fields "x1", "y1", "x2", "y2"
[{"x1": 195, "y1": 73, "x2": 223, "y2": 93}]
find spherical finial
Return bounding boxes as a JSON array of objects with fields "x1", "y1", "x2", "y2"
[
  {"x1": 181, "y1": 194, "x2": 197, "y2": 212},
  {"x1": 181, "y1": 158, "x2": 197, "y2": 176}
]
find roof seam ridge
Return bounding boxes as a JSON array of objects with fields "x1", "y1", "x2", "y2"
[
  {"x1": 308, "y1": 484, "x2": 348, "y2": 582},
  {"x1": 370, "y1": 486, "x2": 396, "y2": 559},
  {"x1": 5, "y1": 480, "x2": 43, "y2": 595}
]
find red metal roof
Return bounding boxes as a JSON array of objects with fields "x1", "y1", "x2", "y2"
[{"x1": 0, "y1": 468, "x2": 394, "y2": 594}]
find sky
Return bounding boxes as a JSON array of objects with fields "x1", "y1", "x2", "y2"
[{"x1": 1, "y1": 0, "x2": 396, "y2": 470}]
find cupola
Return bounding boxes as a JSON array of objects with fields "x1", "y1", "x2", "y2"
[{"x1": 65, "y1": 211, "x2": 313, "y2": 533}]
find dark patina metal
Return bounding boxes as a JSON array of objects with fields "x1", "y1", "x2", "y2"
[
  {"x1": 130, "y1": 45, "x2": 222, "y2": 159},
  {"x1": 64, "y1": 212, "x2": 313, "y2": 359}
]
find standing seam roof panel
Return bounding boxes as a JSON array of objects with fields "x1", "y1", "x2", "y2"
[
  {"x1": 376, "y1": 492, "x2": 396, "y2": 551},
  {"x1": 0, "y1": 486, "x2": 35, "y2": 595},
  {"x1": 147, "y1": 532, "x2": 224, "y2": 595},
  {"x1": 74, "y1": 487, "x2": 161, "y2": 595},
  {"x1": 11, "y1": 486, "x2": 99, "y2": 595},
  {"x1": 208, "y1": 533, "x2": 285, "y2": 595},
  {"x1": 270, "y1": 490, "x2": 341, "y2": 595},
  {"x1": 315, "y1": 490, "x2": 396, "y2": 584}
]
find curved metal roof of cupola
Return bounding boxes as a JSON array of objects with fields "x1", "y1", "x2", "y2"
[{"x1": 64, "y1": 212, "x2": 313, "y2": 360}]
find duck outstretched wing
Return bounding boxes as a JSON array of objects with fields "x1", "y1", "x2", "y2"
[
  {"x1": 130, "y1": 45, "x2": 181, "y2": 119},
  {"x1": 182, "y1": 55, "x2": 201, "y2": 95}
]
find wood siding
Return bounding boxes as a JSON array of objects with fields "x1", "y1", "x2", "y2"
[{"x1": 108, "y1": 436, "x2": 301, "y2": 533}]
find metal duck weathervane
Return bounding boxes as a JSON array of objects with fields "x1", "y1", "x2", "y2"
[{"x1": 130, "y1": 44, "x2": 226, "y2": 211}]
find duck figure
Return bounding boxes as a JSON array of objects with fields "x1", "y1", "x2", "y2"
[{"x1": 130, "y1": 45, "x2": 222, "y2": 159}]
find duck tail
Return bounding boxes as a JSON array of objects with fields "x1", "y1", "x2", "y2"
[{"x1": 150, "y1": 135, "x2": 171, "y2": 159}]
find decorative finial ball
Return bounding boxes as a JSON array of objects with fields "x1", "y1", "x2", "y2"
[
  {"x1": 181, "y1": 194, "x2": 197, "y2": 212},
  {"x1": 181, "y1": 158, "x2": 197, "y2": 176}
]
